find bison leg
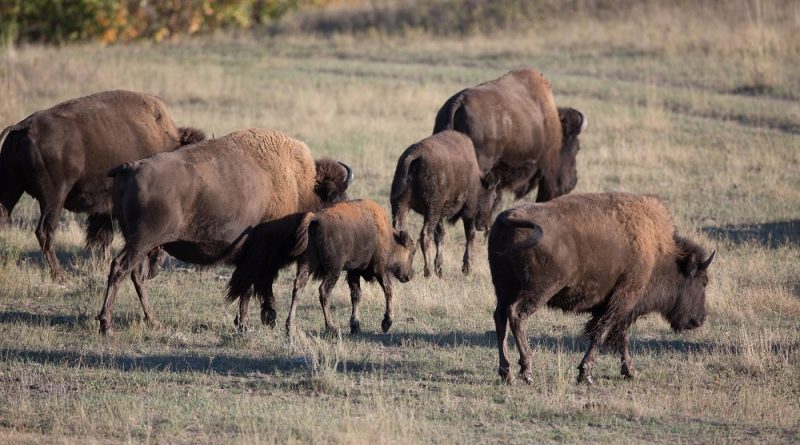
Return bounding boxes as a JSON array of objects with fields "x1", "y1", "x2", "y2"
[
  {"x1": 508, "y1": 305, "x2": 533, "y2": 383},
  {"x1": 419, "y1": 221, "x2": 435, "y2": 278},
  {"x1": 286, "y1": 262, "x2": 310, "y2": 335},
  {"x1": 461, "y1": 217, "x2": 476, "y2": 275},
  {"x1": 35, "y1": 198, "x2": 67, "y2": 282},
  {"x1": 97, "y1": 247, "x2": 146, "y2": 335},
  {"x1": 347, "y1": 271, "x2": 362, "y2": 334},
  {"x1": 85, "y1": 213, "x2": 114, "y2": 262},
  {"x1": 318, "y1": 272, "x2": 340, "y2": 336},
  {"x1": 577, "y1": 315, "x2": 612, "y2": 385},
  {"x1": 130, "y1": 262, "x2": 159, "y2": 329},
  {"x1": 433, "y1": 222, "x2": 445, "y2": 278},
  {"x1": 0, "y1": 180, "x2": 23, "y2": 225},
  {"x1": 377, "y1": 274, "x2": 394, "y2": 333},
  {"x1": 234, "y1": 287, "x2": 252, "y2": 332},
  {"x1": 494, "y1": 304, "x2": 513, "y2": 384},
  {"x1": 260, "y1": 284, "x2": 277, "y2": 329},
  {"x1": 619, "y1": 329, "x2": 639, "y2": 379}
]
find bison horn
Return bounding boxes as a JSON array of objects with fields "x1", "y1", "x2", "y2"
[
  {"x1": 699, "y1": 250, "x2": 716, "y2": 270},
  {"x1": 578, "y1": 110, "x2": 587, "y2": 133},
  {"x1": 339, "y1": 161, "x2": 354, "y2": 187}
]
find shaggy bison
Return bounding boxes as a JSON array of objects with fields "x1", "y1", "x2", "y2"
[
  {"x1": 0, "y1": 90, "x2": 204, "y2": 281},
  {"x1": 390, "y1": 130, "x2": 499, "y2": 277},
  {"x1": 286, "y1": 199, "x2": 416, "y2": 335},
  {"x1": 433, "y1": 68, "x2": 585, "y2": 203},
  {"x1": 488, "y1": 193, "x2": 715, "y2": 384},
  {"x1": 97, "y1": 128, "x2": 352, "y2": 335}
]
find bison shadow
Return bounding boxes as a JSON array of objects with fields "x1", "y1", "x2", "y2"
[
  {"x1": 355, "y1": 330, "x2": 721, "y2": 356},
  {"x1": 0, "y1": 310, "x2": 143, "y2": 331},
  {"x1": 0, "y1": 347, "x2": 420, "y2": 378},
  {"x1": 702, "y1": 220, "x2": 800, "y2": 249}
]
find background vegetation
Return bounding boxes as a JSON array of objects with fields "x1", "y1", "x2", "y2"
[{"x1": 0, "y1": 0, "x2": 798, "y2": 443}]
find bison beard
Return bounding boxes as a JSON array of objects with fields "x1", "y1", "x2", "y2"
[{"x1": 488, "y1": 193, "x2": 715, "y2": 385}]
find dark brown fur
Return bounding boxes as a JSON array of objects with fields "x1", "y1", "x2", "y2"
[
  {"x1": 488, "y1": 193, "x2": 715, "y2": 384},
  {"x1": 286, "y1": 199, "x2": 415, "y2": 335},
  {"x1": 433, "y1": 69, "x2": 585, "y2": 204},
  {"x1": 0, "y1": 90, "x2": 205, "y2": 281},
  {"x1": 390, "y1": 130, "x2": 498, "y2": 277},
  {"x1": 97, "y1": 128, "x2": 353, "y2": 335}
]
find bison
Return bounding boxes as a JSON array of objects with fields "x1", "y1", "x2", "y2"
[
  {"x1": 488, "y1": 193, "x2": 716, "y2": 384},
  {"x1": 286, "y1": 199, "x2": 416, "y2": 335},
  {"x1": 433, "y1": 68, "x2": 585, "y2": 205},
  {"x1": 0, "y1": 90, "x2": 204, "y2": 281},
  {"x1": 97, "y1": 128, "x2": 352, "y2": 335},
  {"x1": 390, "y1": 130, "x2": 499, "y2": 277}
]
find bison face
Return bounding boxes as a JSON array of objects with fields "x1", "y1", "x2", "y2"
[
  {"x1": 538, "y1": 108, "x2": 585, "y2": 202},
  {"x1": 314, "y1": 159, "x2": 354, "y2": 204},
  {"x1": 669, "y1": 250, "x2": 716, "y2": 331},
  {"x1": 389, "y1": 229, "x2": 416, "y2": 283},
  {"x1": 476, "y1": 172, "x2": 501, "y2": 231}
]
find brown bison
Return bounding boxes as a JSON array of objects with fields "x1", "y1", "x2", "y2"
[
  {"x1": 0, "y1": 90, "x2": 204, "y2": 281},
  {"x1": 286, "y1": 199, "x2": 416, "y2": 335},
  {"x1": 97, "y1": 128, "x2": 352, "y2": 335},
  {"x1": 390, "y1": 130, "x2": 499, "y2": 277},
  {"x1": 433, "y1": 68, "x2": 585, "y2": 204},
  {"x1": 488, "y1": 193, "x2": 716, "y2": 384}
]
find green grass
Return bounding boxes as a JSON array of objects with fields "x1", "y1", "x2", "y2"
[{"x1": 1, "y1": 2, "x2": 799, "y2": 443}]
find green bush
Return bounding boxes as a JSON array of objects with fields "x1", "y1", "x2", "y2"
[{"x1": 0, "y1": 0, "x2": 342, "y2": 44}]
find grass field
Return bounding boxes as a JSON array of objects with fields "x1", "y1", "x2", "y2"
[{"x1": 0, "y1": 1, "x2": 799, "y2": 443}]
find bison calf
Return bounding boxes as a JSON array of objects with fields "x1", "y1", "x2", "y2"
[
  {"x1": 287, "y1": 199, "x2": 416, "y2": 335},
  {"x1": 488, "y1": 193, "x2": 715, "y2": 384},
  {"x1": 391, "y1": 130, "x2": 499, "y2": 278}
]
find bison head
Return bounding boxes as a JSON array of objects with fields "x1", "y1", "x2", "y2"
[
  {"x1": 314, "y1": 159, "x2": 354, "y2": 204},
  {"x1": 389, "y1": 229, "x2": 416, "y2": 283},
  {"x1": 667, "y1": 238, "x2": 716, "y2": 331},
  {"x1": 536, "y1": 107, "x2": 585, "y2": 202},
  {"x1": 476, "y1": 171, "x2": 501, "y2": 232}
]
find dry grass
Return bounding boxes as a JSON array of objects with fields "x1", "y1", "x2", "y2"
[{"x1": 0, "y1": 1, "x2": 799, "y2": 443}]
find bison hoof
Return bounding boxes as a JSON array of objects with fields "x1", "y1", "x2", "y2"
[
  {"x1": 519, "y1": 372, "x2": 533, "y2": 384},
  {"x1": 423, "y1": 268, "x2": 431, "y2": 278},
  {"x1": 435, "y1": 266, "x2": 443, "y2": 278},
  {"x1": 350, "y1": 320, "x2": 361, "y2": 335},
  {"x1": 621, "y1": 364, "x2": 639, "y2": 380},
  {"x1": 261, "y1": 309, "x2": 277, "y2": 329},
  {"x1": 461, "y1": 263, "x2": 471, "y2": 275},
  {"x1": 381, "y1": 316, "x2": 393, "y2": 333},
  {"x1": 97, "y1": 320, "x2": 112, "y2": 336},
  {"x1": 499, "y1": 367, "x2": 513, "y2": 385},
  {"x1": 577, "y1": 370, "x2": 594, "y2": 386},
  {"x1": 144, "y1": 318, "x2": 161, "y2": 329}
]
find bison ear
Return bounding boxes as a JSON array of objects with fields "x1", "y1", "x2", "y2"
[{"x1": 558, "y1": 107, "x2": 586, "y2": 137}]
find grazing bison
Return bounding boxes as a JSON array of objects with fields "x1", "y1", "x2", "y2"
[
  {"x1": 0, "y1": 90, "x2": 204, "y2": 281},
  {"x1": 433, "y1": 68, "x2": 585, "y2": 204},
  {"x1": 97, "y1": 128, "x2": 352, "y2": 335},
  {"x1": 286, "y1": 199, "x2": 416, "y2": 335},
  {"x1": 390, "y1": 130, "x2": 499, "y2": 277},
  {"x1": 488, "y1": 193, "x2": 716, "y2": 384}
]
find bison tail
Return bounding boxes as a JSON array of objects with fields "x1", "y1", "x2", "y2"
[
  {"x1": 289, "y1": 213, "x2": 316, "y2": 257},
  {"x1": 432, "y1": 92, "x2": 464, "y2": 133},
  {"x1": 107, "y1": 161, "x2": 138, "y2": 178},
  {"x1": 497, "y1": 211, "x2": 544, "y2": 254},
  {"x1": 389, "y1": 149, "x2": 421, "y2": 202},
  {"x1": 0, "y1": 122, "x2": 28, "y2": 152},
  {"x1": 178, "y1": 127, "x2": 206, "y2": 146}
]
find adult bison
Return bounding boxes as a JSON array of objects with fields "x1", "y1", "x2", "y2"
[
  {"x1": 488, "y1": 193, "x2": 715, "y2": 384},
  {"x1": 433, "y1": 68, "x2": 585, "y2": 204},
  {"x1": 0, "y1": 90, "x2": 205, "y2": 281},
  {"x1": 97, "y1": 128, "x2": 352, "y2": 335}
]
